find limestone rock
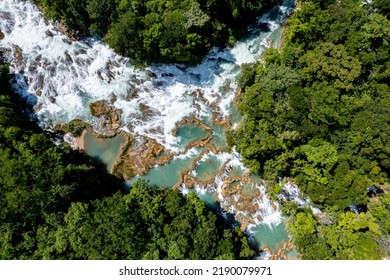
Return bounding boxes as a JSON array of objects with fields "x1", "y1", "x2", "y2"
[
  {"x1": 89, "y1": 100, "x2": 121, "y2": 135},
  {"x1": 112, "y1": 135, "x2": 173, "y2": 181}
]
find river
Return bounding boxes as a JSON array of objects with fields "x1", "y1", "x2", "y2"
[{"x1": 0, "y1": 0, "x2": 296, "y2": 259}]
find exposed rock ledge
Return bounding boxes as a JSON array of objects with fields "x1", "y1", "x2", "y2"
[
  {"x1": 262, "y1": 241, "x2": 296, "y2": 260},
  {"x1": 89, "y1": 100, "x2": 121, "y2": 135},
  {"x1": 111, "y1": 133, "x2": 173, "y2": 181}
]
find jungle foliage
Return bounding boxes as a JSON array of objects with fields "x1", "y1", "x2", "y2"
[
  {"x1": 35, "y1": 0, "x2": 279, "y2": 64},
  {"x1": 229, "y1": 0, "x2": 390, "y2": 259}
]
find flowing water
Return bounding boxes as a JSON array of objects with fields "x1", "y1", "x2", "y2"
[{"x1": 0, "y1": 0, "x2": 296, "y2": 258}]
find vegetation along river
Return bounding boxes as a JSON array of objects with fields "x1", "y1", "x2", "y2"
[{"x1": 0, "y1": 0, "x2": 296, "y2": 259}]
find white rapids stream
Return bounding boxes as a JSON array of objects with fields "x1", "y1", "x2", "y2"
[{"x1": 0, "y1": 0, "x2": 296, "y2": 254}]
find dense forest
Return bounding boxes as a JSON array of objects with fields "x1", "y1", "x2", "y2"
[
  {"x1": 229, "y1": 0, "x2": 390, "y2": 259},
  {"x1": 35, "y1": 0, "x2": 279, "y2": 64},
  {"x1": 3, "y1": 0, "x2": 390, "y2": 260},
  {"x1": 0, "y1": 59, "x2": 252, "y2": 259}
]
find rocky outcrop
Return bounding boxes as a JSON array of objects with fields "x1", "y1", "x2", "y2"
[
  {"x1": 90, "y1": 100, "x2": 121, "y2": 135},
  {"x1": 316, "y1": 212, "x2": 335, "y2": 225},
  {"x1": 57, "y1": 23, "x2": 79, "y2": 41},
  {"x1": 111, "y1": 134, "x2": 174, "y2": 181},
  {"x1": 4, "y1": 44, "x2": 25, "y2": 71}
]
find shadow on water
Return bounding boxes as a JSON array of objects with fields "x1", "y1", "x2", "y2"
[{"x1": 66, "y1": 148, "x2": 125, "y2": 201}]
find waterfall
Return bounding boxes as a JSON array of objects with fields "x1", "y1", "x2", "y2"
[{"x1": 1, "y1": 0, "x2": 295, "y2": 230}]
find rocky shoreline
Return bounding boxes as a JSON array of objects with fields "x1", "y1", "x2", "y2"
[{"x1": 55, "y1": 82, "x2": 285, "y2": 239}]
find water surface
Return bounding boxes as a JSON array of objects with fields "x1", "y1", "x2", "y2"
[{"x1": 84, "y1": 132, "x2": 126, "y2": 170}]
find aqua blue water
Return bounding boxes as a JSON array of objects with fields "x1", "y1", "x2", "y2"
[
  {"x1": 250, "y1": 222, "x2": 289, "y2": 252},
  {"x1": 286, "y1": 248, "x2": 298, "y2": 259},
  {"x1": 84, "y1": 132, "x2": 126, "y2": 170},
  {"x1": 241, "y1": 182, "x2": 258, "y2": 196}
]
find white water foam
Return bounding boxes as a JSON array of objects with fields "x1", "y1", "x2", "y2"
[{"x1": 0, "y1": 0, "x2": 294, "y2": 229}]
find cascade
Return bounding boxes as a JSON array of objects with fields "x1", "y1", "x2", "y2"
[{"x1": 0, "y1": 0, "x2": 296, "y2": 256}]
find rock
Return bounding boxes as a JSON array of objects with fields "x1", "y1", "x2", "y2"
[
  {"x1": 175, "y1": 64, "x2": 188, "y2": 71},
  {"x1": 173, "y1": 116, "x2": 212, "y2": 136},
  {"x1": 0, "y1": 47, "x2": 8, "y2": 55},
  {"x1": 45, "y1": 30, "x2": 53, "y2": 37},
  {"x1": 61, "y1": 37, "x2": 71, "y2": 45},
  {"x1": 14, "y1": 45, "x2": 23, "y2": 65},
  {"x1": 153, "y1": 80, "x2": 164, "y2": 87},
  {"x1": 63, "y1": 133, "x2": 78, "y2": 149},
  {"x1": 139, "y1": 103, "x2": 156, "y2": 122},
  {"x1": 110, "y1": 111, "x2": 119, "y2": 122},
  {"x1": 182, "y1": 175, "x2": 197, "y2": 189},
  {"x1": 89, "y1": 100, "x2": 122, "y2": 135},
  {"x1": 64, "y1": 51, "x2": 73, "y2": 63},
  {"x1": 110, "y1": 94, "x2": 117, "y2": 103},
  {"x1": 36, "y1": 74, "x2": 44, "y2": 89},
  {"x1": 125, "y1": 85, "x2": 139, "y2": 101},
  {"x1": 146, "y1": 70, "x2": 157, "y2": 78},
  {"x1": 90, "y1": 100, "x2": 105, "y2": 117},
  {"x1": 0, "y1": 30, "x2": 4, "y2": 40},
  {"x1": 54, "y1": 119, "x2": 91, "y2": 138},
  {"x1": 189, "y1": 89, "x2": 209, "y2": 105},
  {"x1": 48, "y1": 96, "x2": 56, "y2": 103},
  {"x1": 212, "y1": 110, "x2": 232, "y2": 128}
]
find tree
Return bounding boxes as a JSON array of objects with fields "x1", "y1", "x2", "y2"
[
  {"x1": 229, "y1": 0, "x2": 390, "y2": 259},
  {"x1": 300, "y1": 42, "x2": 361, "y2": 91}
]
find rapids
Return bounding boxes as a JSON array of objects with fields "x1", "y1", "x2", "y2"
[{"x1": 0, "y1": 0, "x2": 296, "y2": 257}]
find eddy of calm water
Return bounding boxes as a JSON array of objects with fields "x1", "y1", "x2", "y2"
[{"x1": 0, "y1": 0, "x2": 296, "y2": 258}]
